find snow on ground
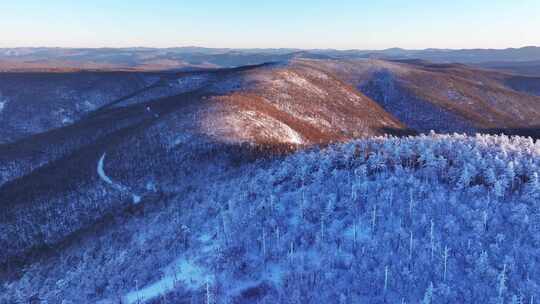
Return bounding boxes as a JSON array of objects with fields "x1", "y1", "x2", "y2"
[
  {"x1": 237, "y1": 110, "x2": 304, "y2": 145},
  {"x1": 97, "y1": 153, "x2": 141, "y2": 204},
  {"x1": 61, "y1": 117, "x2": 74, "y2": 125},
  {"x1": 302, "y1": 67, "x2": 330, "y2": 80},
  {"x1": 124, "y1": 233, "x2": 216, "y2": 303},
  {"x1": 124, "y1": 259, "x2": 210, "y2": 304},
  {"x1": 0, "y1": 94, "x2": 7, "y2": 113},
  {"x1": 97, "y1": 153, "x2": 115, "y2": 185},
  {"x1": 275, "y1": 71, "x2": 327, "y2": 98},
  {"x1": 217, "y1": 110, "x2": 304, "y2": 144},
  {"x1": 278, "y1": 123, "x2": 304, "y2": 145}
]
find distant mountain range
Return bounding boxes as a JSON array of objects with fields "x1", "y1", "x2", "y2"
[
  {"x1": 1, "y1": 46, "x2": 540, "y2": 72},
  {"x1": 318, "y1": 46, "x2": 540, "y2": 63}
]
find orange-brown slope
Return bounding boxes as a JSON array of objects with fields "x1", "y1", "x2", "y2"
[
  {"x1": 303, "y1": 59, "x2": 540, "y2": 133},
  {"x1": 199, "y1": 62, "x2": 407, "y2": 146}
]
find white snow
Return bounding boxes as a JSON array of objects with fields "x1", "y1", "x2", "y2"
[
  {"x1": 228, "y1": 110, "x2": 304, "y2": 144},
  {"x1": 203, "y1": 104, "x2": 305, "y2": 145},
  {"x1": 61, "y1": 117, "x2": 73, "y2": 125},
  {"x1": 276, "y1": 71, "x2": 327, "y2": 98},
  {"x1": 98, "y1": 153, "x2": 141, "y2": 204},
  {"x1": 304, "y1": 68, "x2": 330, "y2": 80},
  {"x1": 123, "y1": 233, "x2": 218, "y2": 303},
  {"x1": 124, "y1": 259, "x2": 211, "y2": 303},
  {"x1": 172, "y1": 259, "x2": 209, "y2": 289},
  {"x1": 0, "y1": 95, "x2": 7, "y2": 113},
  {"x1": 124, "y1": 277, "x2": 174, "y2": 304},
  {"x1": 97, "y1": 153, "x2": 114, "y2": 185},
  {"x1": 278, "y1": 121, "x2": 304, "y2": 144}
]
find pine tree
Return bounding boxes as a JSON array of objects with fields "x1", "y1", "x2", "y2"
[
  {"x1": 422, "y1": 282, "x2": 434, "y2": 304},
  {"x1": 384, "y1": 265, "x2": 389, "y2": 293},
  {"x1": 457, "y1": 164, "x2": 474, "y2": 189},
  {"x1": 443, "y1": 246, "x2": 450, "y2": 281},
  {"x1": 485, "y1": 168, "x2": 497, "y2": 186},
  {"x1": 505, "y1": 161, "x2": 516, "y2": 191},
  {"x1": 499, "y1": 264, "x2": 507, "y2": 302},
  {"x1": 476, "y1": 251, "x2": 489, "y2": 277},
  {"x1": 493, "y1": 177, "x2": 506, "y2": 198},
  {"x1": 525, "y1": 173, "x2": 540, "y2": 202},
  {"x1": 430, "y1": 219, "x2": 435, "y2": 261}
]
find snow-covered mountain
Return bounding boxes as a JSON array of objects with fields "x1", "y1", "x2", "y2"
[{"x1": 0, "y1": 57, "x2": 539, "y2": 303}]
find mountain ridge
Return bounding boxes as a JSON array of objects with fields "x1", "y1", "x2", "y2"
[{"x1": 2, "y1": 46, "x2": 540, "y2": 72}]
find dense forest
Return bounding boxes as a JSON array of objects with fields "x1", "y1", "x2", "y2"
[{"x1": 2, "y1": 133, "x2": 539, "y2": 303}]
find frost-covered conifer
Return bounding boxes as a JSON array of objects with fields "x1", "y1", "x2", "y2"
[
  {"x1": 409, "y1": 231, "x2": 414, "y2": 261},
  {"x1": 430, "y1": 219, "x2": 435, "y2": 261},
  {"x1": 485, "y1": 168, "x2": 497, "y2": 186},
  {"x1": 372, "y1": 205, "x2": 378, "y2": 235},
  {"x1": 457, "y1": 164, "x2": 474, "y2": 189},
  {"x1": 206, "y1": 277, "x2": 212, "y2": 304},
  {"x1": 499, "y1": 264, "x2": 507, "y2": 301},
  {"x1": 483, "y1": 210, "x2": 489, "y2": 232},
  {"x1": 476, "y1": 251, "x2": 489, "y2": 277},
  {"x1": 494, "y1": 180, "x2": 505, "y2": 198},
  {"x1": 443, "y1": 246, "x2": 450, "y2": 281},
  {"x1": 524, "y1": 173, "x2": 540, "y2": 202},
  {"x1": 384, "y1": 265, "x2": 389, "y2": 293},
  {"x1": 506, "y1": 161, "x2": 516, "y2": 190},
  {"x1": 422, "y1": 282, "x2": 434, "y2": 304}
]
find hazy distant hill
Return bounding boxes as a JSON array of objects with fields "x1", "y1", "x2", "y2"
[
  {"x1": 476, "y1": 60, "x2": 540, "y2": 77},
  {"x1": 326, "y1": 46, "x2": 540, "y2": 63},
  {"x1": 1, "y1": 46, "x2": 540, "y2": 72}
]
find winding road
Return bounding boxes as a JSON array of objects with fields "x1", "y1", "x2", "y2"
[{"x1": 98, "y1": 152, "x2": 141, "y2": 204}]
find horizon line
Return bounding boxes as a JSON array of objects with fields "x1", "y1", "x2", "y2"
[{"x1": 1, "y1": 45, "x2": 539, "y2": 52}]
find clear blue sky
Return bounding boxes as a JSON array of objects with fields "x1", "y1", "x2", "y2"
[{"x1": 1, "y1": 0, "x2": 538, "y2": 49}]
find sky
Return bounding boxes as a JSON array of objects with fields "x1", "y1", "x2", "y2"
[{"x1": 0, "y1": 0, "x2": 538, "y2": 50}]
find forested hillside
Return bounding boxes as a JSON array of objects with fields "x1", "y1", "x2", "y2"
[
  {"x1": 306, "y1": 59, "x2": 540, "y2": 135},
  {"x1": 2, "y1": 133, "x2": 539, "y2": 303}
]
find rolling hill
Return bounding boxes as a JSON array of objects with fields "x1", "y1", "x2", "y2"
[
  {"x1": 304, "y1": 58, "x2": 540, "y2": 135},
  {"x1": 2, "y1": 46, "x2": 540, "y2": 72},
  {"x1": 0, "y1": 61, "x2": 408, "y2": 265},
  {"x1": 1, "y1": 55, "x2": 540, "y2": 303}
]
